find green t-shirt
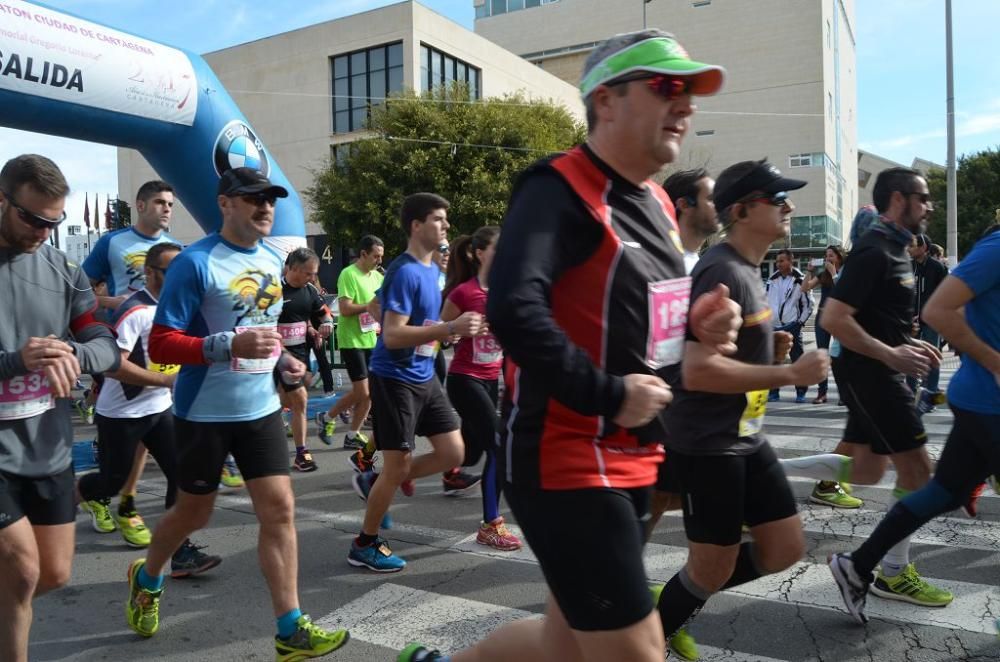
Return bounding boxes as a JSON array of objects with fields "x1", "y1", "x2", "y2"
[{"x1": 336, "y1": 263, "x2": 384, "y2": 349}]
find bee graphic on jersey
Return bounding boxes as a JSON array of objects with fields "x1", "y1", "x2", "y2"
[
  {"x1": 123, "y1": 249, "x2": 150, "y2": 290},
  {"x1": 230, "y1": 269, "x2": 282, "y2": 325}
]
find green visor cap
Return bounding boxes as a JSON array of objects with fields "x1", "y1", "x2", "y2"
[{"x1": 580, "y1": 37, "x2": 725, "y2": 99}]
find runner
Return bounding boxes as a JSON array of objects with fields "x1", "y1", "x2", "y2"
[
  {"x1": 81, "y1": 181, "x2": 188, "y2": 538},
  {"x1": 0, "y1": 154, "x2": 120, "y2": 662},
  {"x1": 440, "y1": 226, "x2": 520, "y2": 548},
  {"x1": 830, "y1": 224, "x2": 1000, "y2": 624},
  {"x1": 278, "y1": 247, "x2": 333, "y2": 473},
  {"x1": 316, "y1": 235, "x2": 383, "y2": 454},
  {"x1": 348, "y1": 192, "x2": 481, "y2": 573},
  {"x1": 76, "y1": 242, "x2": 221, "y2": 574},
  {"x1": 398, "y1": 29, "x2": 741, "y2": 662},
  {"x1": 650, "y1": 159, "x2": 827, "y2": 660},
  {"x1": 124, "y1": 167, "x2": 348, "y2": 660},
  {"x1": 810, "y1": 167, "x2": 950, "y2": 608}
]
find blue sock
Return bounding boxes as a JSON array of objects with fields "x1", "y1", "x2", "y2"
[
  {"x1": 137, "y1": 565, "x2": 165, "y2": 591},
  {"x1": 277, "y1": 608, "x2": 302, "y2": 639}
]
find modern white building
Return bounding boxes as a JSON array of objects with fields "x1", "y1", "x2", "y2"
[
  {"x1": 117, "y1": 0, "x2": 584, "y2": 281},
  {"x1": 475, "y1": 0, "x2": 859, "y2": 264},
  {"x1": 857, "y1": 149, "x2": 943, "y2": 209},
  {"x1": 60, "y1": 229, "x2": 101, "y2": 266}
]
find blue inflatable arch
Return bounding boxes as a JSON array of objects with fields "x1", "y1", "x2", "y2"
[{"x1": 0, "y1": 0, "x2": 305, "y2": 251}]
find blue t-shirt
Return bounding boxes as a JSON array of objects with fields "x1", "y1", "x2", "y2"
[
  {"x1": 369, "y1": 253, "x2": 443, "y2": 384},
  {"x1": 83, "y1": 227, "x2": 179, "y2": 296},
  {"x1": 153, "y1": 233, "x2": 284, "y2": 422},
  {"x1": 946, "y1": 232, "x2": 1000, "y2": 415}
]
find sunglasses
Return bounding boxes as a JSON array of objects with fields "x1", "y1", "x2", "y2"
[
  {"x1": 904, "y1": 191, "x2": 931, "y2": 205},
  {"x1": 741, "y1": 192, "x2": 790, "y2": 207},
  {"x1": 609, "y1": 73, "x2": 693, "y2": 101},
  {"x1": 437, "y1": 244, "x2": 450, "y2": 255},
  {"x1": 239, "y1": 193, "x2": 278, "y2": 207},
  {"x1": 2, "y1": 191, "x2": 67, "y2": 229}
]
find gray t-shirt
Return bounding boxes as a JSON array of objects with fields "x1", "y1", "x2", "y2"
[
  {"x1": 0, "y1": 244, "x2": 120, "y2": 476},
  {"x1": 665, "y1": 242, "x2": 774, "y2": 455}
]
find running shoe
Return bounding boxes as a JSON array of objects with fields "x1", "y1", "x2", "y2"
[
  {"x1": 338, "y1": 410, "x2": 351, "y2": 425},
  {"x1": 315, "y1": 412, "x2": 335, "y2": 446},
  {"x1": 476, "y1": 516, "x2": 522, "y2": 551},
  {"x1": 795, "y1": 394, "x2": 807, "y2": 404},
  {"x1": 347, "y1": 537, "x2": 406, "y2": 572},
  {"x1": 870, "y1": 564, "x2": 953, "y2": 607},
  {"x1": 116, "y1": 511, "x2": 151, "y2": 548},
  {"x1": 840, "y1": 481, "x2": 854, "y2": 495},
  {"x1": 669, "y1": 628, "x2": 700, "y2": 661},
  {"x1": 220, "y1": 457, "x2": 245, "y2": 488},
  {"x1": 347, "y1": 450, "x2": 375, "y2": 474},
  {"x1": 81, "y1": 498, "x2": 116, "y2": 533},
  {"x1": 170, "y1": 540, "x2": 222, "y2": 579},
  {"x1": 75, "y1": 399, "x2": 95, "y2": 425},
  {"x1": 810, "y1": 482, "x2": 863, "y2": 509},
  {"x1": 126, "y1": 559, "x2": 163, "y2": 637},
  {"x1": 352, "y1": 471, "x2": 376, "y2": 501},
  {"x1": 812, "y1": 394, "x2": 828, "y2": 404},
  {"x1": 964, "y1": 482, "x2": 987, "y2": 518},
  {"x1": 293, "y1": 450, "x2": 318, "y2": 473},
  {"x1": 323, "y1": 390, "x2": 337, "y2": 398},
  {"x1": 343, "y1": 433, "x2": 366, "y2": 451},
  {"x1": 400, "y1": 479, "x2": 415, "y2": 497},
  {"x1": 275, "y1": 614, "x2": 350, "y2": 661},
  {"x1": 828, "y1": 553, "x2": 870, "y2": 624},
  {"x1": 442, "y1": 470, "x2": 481, "y2": 496},
  {"x1": 767, "y1": 392, "x2": 780, "y2": 402},
  {"x1": 398, "y1": 643, "x2": 444, "y2": 661}
]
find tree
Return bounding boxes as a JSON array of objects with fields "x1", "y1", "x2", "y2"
[
  {"x1": 306, "y1": 85, "x2": 585, "y2": 255},
  {"x1": 925, "y1": 146, "x2": 1000, "y2": 259}
]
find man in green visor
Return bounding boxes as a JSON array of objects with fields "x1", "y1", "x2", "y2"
[{"x1": 397, "y1": 28, "x2": 735, "y2": 662}]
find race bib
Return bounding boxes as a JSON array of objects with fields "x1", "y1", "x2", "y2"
[
  {"x1": 278, "y1": 321, "x2": 308, "y2": 347},
  {"x1": 0, "y1": 371, "x2": 54, "y2": 420},
  {"x1": 646, "y1": 277, "x2": 691, "y2": 369},
  {"x1": 738, "y1": 390, "x2": 769, "y2": 437},
  {"x1": 359, "y1": 311, "x2": 378, "y2": 333},
  {"x1": 147, "y1": 361, "x2": 180, "y2": 375},
  {"x1": 415, "y1": 319, "x2": 440, "y2": 358},
  {"x1": 231, "y1": 324, "x2": 282, "y2": 373},
  {"x1": 472, "y1": 334, "x2": 502, "y2": 365}
]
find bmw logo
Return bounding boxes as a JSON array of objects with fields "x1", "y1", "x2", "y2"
[{"x1": 213, "y1": 120, "x2": 270, "y2": 176}]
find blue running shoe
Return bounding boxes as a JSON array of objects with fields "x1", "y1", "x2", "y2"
[
  {"x1": 352, "y1": 471, "x2": 375, "y2": 501},
  {"x1": 348, "y1": 537, "x2": 406, "y2": 572}
]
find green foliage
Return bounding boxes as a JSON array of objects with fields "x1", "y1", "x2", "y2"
[
  {"x1": 306, "y1": 85, "x2": 585, "y2": 255},
  {"x1": 925, "y1": 147, "x2": 1000, "y2": 258}
]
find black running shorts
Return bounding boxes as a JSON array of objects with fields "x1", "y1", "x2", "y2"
[
  {"x1": 369, "y1": 374, "x2": 459, "y2": 452},
  {"x1": 671, "y1": 442, "x2": 798, "y2": 546},
  {"x1": 0, "y1": 466, "x2": 76, "y2": 529},
  {"x1": 341, "y1": 348, "x2": 372, "y2": 383},
  {"x1": 655, "y1": 454, "x2": 681, "y2": 493},
  {"x1": 175, "y1": 410, "x2": 289, "y2": 494},
  {"x1": 833, "y1": 359, "x2": 927, "y2": 455},
  {"x1": 505, "y1": 483, "x2": 654, "y2": 631}
]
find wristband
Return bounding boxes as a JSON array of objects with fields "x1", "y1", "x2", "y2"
[{"x1": 202, "y1": 331, "x2": 235, "y2": 363}]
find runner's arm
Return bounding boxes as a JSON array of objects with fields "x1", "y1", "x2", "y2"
[
  {"x1": 819, "y1": 298, "x2": 894, "y2": 362},
  {"x1": 106, "y1": 310, "x2": 174, "y2": 387},
  {"x1": 487, "y1": 170, "x2": 624, "y2": 418},
  {"x1": 66, "y1": 264, "x2": 120, "y2": 374},
  {"x1": 337, "y1": 297, "x2": 369, "y2": 317},
  {"x1": 923, "y1": 276, "x2": 1000, "y2": 376},
  {"x1": 106, "y1": 350, "x2": 174, "y2": 388},
  {"x1": 682, "y1": 340, "x2": 801, "y2": 393}
]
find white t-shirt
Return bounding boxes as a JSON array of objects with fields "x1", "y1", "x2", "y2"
[{"x1": 96, "y1": 291, "x2": 174, "y2": 418}]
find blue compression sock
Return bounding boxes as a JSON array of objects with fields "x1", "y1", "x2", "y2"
[
  {"x1": 137, "y1": 565, "x2": 165, "y2": 591},
  {"x1": 277, "y1": 608, "x2": 303, "y2": 639}
]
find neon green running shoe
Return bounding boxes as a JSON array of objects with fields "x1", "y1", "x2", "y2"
[
  {"x1": 81, "y1": 498, "x2": 116, "y2": 533},
  {"x1": 810, "y1": 482, "x2": 863, "y2": 509},
  {"x1": 220, "y1": 457, "x2": 245, "y2": 488},
  {"x1": 870, "y1": 564, "x2": 953, "y2": 607},
  {"x1": 398, "y1": 643, "x2": 445, "y2": 661},
  {"x1": 116, "y1": 511, "x2": 151, "y2": 548},
  {"x1": 669, "y1": 628, "x2": 700, "y2": 661},
  {"x1": 126, "y1": 559, "x2": 162, "y2": 637},
  {"x1": 275, "y1": 614, "x2": 350, "y2": 661}
]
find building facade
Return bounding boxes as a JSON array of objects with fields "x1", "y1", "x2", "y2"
[
  {"x1": 117, "y1": 1, "x2": 583, "y2": 267},
  {"x1": 476, "y1": 0, "x2": 858, "y2": 266}
]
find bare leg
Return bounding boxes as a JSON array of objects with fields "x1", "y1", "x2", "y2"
[
  {"x1": 245, "y1": 475, "x2": 299, "y2": 616},
  {"x1": 0, "y1": 518, "x2": 40, "y2": 662},
  {"x1": 120, "y1": 444, "x2": 148, "y2": 500}
]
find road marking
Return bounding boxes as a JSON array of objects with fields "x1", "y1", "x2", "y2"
[{"x1": 315, "y1": 583, "x2": 793, "y2": 661}]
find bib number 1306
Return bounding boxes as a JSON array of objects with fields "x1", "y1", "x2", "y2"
[{"x1": 646, "y1": 277, "x2": 691, "y2": 369}]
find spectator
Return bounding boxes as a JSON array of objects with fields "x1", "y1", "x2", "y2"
[
  {"x1": 766, "y1": 248, "x2": 815, "y2": 402},
  {"x1": 802, "y1": 245, "x2": 845, "y2": 403}
]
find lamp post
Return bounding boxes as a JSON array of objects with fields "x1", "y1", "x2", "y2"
[
  {"x1": 643, "y1": 0, "x2": 652, "y2": 29},
  {"x1": 945, "y1": 0, "x2": 958, "y2": 265}
]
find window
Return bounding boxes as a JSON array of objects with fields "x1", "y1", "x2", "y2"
[
  {"x1": 477, "y1": 0, "x2": 555, "y2": 17},
  {"x1": 858, "y1": 168, "x2": 872, "y2": 188},
  {"x1": 420, "y1": 44, "x2": 482, "y2": 100},
  {"x1": 331, "y1": 41, "x2": 405, "y2": 134},
  {"x1": 789, "y1": 152, "x2": 826, "y2": 168}
]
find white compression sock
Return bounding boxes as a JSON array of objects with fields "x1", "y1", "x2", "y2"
[
  {"x1": 779, "y1": 454, "x2": 852, "y2": 482},
  {"x1": 881, "y1": 487, "x2": 912, "y2": 576}
]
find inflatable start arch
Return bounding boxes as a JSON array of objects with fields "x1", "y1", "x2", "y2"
[{"x1": 0, "y1": 0, "x2": 305, "y2": 251}]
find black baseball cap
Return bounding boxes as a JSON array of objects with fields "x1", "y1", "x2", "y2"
[
  {"x1": 217, "y1": 167, "x2": 289, "y2": 198},
  {"x1": 713, "y1": 159, "x2": 808, "y2": 212}
]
